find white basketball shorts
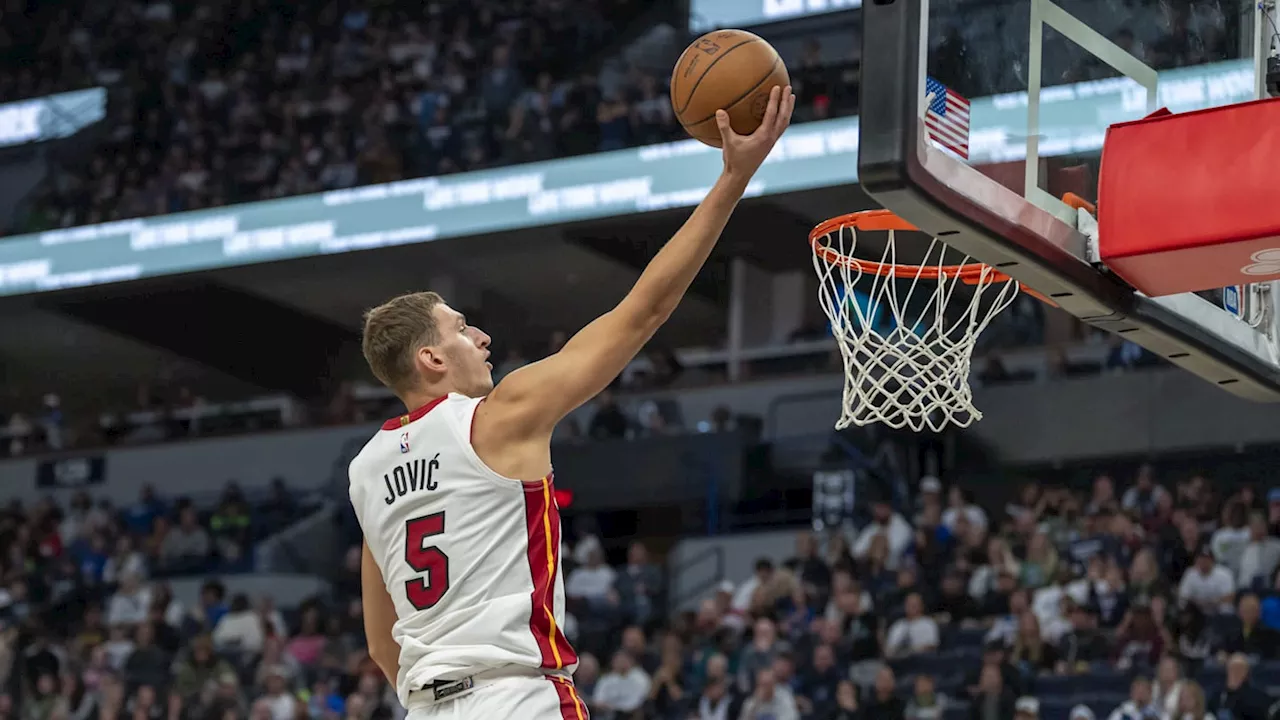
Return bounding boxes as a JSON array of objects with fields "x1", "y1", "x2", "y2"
[{"x1": 405, "y1": 674, "x2": 589, "y2": 720}]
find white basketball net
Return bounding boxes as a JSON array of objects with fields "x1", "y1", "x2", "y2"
[{"x1": 811, "y1": 218, "x2": 1021, "y2": 432}]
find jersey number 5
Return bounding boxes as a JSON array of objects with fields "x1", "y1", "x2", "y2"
[{"x1": 404, "y1": 513, "x2": 449, "y2": 610}]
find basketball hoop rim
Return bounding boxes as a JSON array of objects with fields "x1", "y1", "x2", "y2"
[
  {"x1": 808, "y1": 209, "x2": 998, "y2": 282},
  {"x1": 808, "y1": 209, "x2": 1056, "y2": 305}
]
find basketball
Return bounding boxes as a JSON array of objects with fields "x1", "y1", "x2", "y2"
[{"x1": 670, "y1": 29, "x2": 790, "y2": 148}]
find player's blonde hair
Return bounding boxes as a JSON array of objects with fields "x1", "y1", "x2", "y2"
[{"x1": 361, "y1": 291, "x2": 446, "y2": 394}]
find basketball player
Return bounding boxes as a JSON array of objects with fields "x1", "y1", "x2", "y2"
[{"x1": 348, "y1": 86, "x2": 794, "y2": 719}]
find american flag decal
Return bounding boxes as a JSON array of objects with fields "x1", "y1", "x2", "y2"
[{"x1": 925, "y1": 77, "x2": 970, "y2": 159}]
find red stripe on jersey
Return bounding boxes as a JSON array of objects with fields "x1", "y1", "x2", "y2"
[
  {"x1": 548, "y1": 676, "x2": 588, "y2": 720},
  {"x1": 545, "y1": 480, "x2": 576, "y2": 665},
  {"x1": 381, "y1": 395, "x2": 448, "y2": 430},
  {"x1": 522, "y1": 475, "x2": 577, "y2": 669}
]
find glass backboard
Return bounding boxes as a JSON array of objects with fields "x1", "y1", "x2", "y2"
[{"x1": 856, "y1": 0, "x2": 1280, "y2": 401}]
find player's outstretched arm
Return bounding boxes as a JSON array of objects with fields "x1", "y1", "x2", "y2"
[
  {"x1": 361, "y1": 541, "x2": 402, "y2": 689},
  {"x1": 476, "y1": 86, "x2": 794, "y2": 447}
]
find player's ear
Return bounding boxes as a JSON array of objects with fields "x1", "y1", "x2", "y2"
[{"x1": 415, "y1": 345, "x2": 448, "y2": 374}]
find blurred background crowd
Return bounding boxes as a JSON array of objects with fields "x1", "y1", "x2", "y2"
[{"x1": 3, "y1": 461, "x2": 1280, "y2": 719}]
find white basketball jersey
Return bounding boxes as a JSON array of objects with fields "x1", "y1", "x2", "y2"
[{"x1": 348, "y1": 394, "x2": 577, "y2": 706}]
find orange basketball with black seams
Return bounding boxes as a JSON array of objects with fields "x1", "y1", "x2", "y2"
[{"x1": 670, "y1": 29, "x2": 790, "y2": 148}]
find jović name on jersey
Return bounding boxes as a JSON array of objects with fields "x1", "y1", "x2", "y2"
[{"x1": 382, "y1": 454, "x2": 441, "y2": 505}]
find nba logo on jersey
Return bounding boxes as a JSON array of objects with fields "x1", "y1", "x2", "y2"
[{"x1": 399, "y1": 432, "x2": 410, "y2": 454}]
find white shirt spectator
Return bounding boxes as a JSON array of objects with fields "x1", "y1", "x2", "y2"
[
  {"x1": 739, "y1": 686, "x2": 800, "y2": 720},
  {"x1": 106, "y1": 585, "x2": 152, "y2": 627},
  {"x1": 1177, "y1": 562, "x2": 1235, "y2": 613},
  {"x1": 942, "y1": 505, "x2": 988, "y2": 534},
  {"x1": 566, "y1": 564, "x2": 617, "y2": 603},
  {"x1": 1106, "y1": 699, "x2": 1157, "y2": 720},
  {"x1": 1238, "y1": 534, "x2": 1280, "y2": 589},
  {"x1": 985, "y1": 615, "x2": 1019, "y2": 648},
  {"x1": 212, "y1": 610, "x2": 265, "y2": 654},
  {"x1": 853, "y1": 513, "x2": 914, "y2": 569},
  {"x1": 263, "y1": 691, "x2": 297, "y2": 720},
  {"x1": 572, "y1": 533, "x2": 603, "y2": 566},
  {"x1": 884, "y1": 616, "x2": 940, "y2": 658},
  {"x1": 103, "y1": 637, "x2": 135, "y2": 669},
  {"x1": 593, "y1": 667, "x2": 651, "y2": 714},
  {"x1": 1031, "y1": 584, "x2": 1078, "y2": 643},
  {"x1": 1210, "y1": 525, "x2": 1251, "y2": 573},
  {"x1": 1152, "y1": 680, "x2": 1184, "y2": 718},
  {"x1": 730, "y1": 576, "x2": 762, "y2": 615},
  {"x1": 102, "y1": 552, "x2": 148, "y2": 585}
]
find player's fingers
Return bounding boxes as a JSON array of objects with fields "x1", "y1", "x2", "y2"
[
  {"x1": 757, "y1": 86, "x2": 781, "y2": 136},
  {"x1": 773, "y1": 87, "x2": 793, "y2": 133},
  {"x1": 774, "y1": 86, "x2": 794, "y2": 135},
  {"x1": 714, "y1": 110, "x2": 737, "y2": 144}
]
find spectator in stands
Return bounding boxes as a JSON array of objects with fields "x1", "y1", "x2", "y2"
[
  {"x1": 1173, "y1": 680, "x2": 1213, "y2": 720},
  {"x1": 568, "y1": 547, "x2": 618, "y2": 612},
  {"x1": 123, "y1": 621, "x2": 170, "y2": 690},
  {"x1": 1152, "y1": 655, "x2": 1188, "y2": 716},
  {"x1": 106, "y1": 570, "x2": 151, "y2": 627},
  {"x1": 259, "y1": 477, "x2": 297, "y2": 531},
  {"x1": 884, "y1": 592, "x2": 939, "y2": 659},
  {"x1": 739, "y1": 667, "x2": 799, "y2": 720},
  {"x1": 257, "y1": 664, "x2": 298, "y2": 719},
  {"x1": 862, "y1": 666, "x2": 905, "y2": 720},
  {"x1": 738, "y1": 617, "x2": 786, "y2": 692},
  {"x1": 123, "y1": 485, "x2": 165, "y2": 538},
  {"x1": 694, "y1": 675, "x2": 735, "y2": 720},
  {"x1": 1010, "y1": 611, "x2": 1058, "y2": 674},
  {"x1": 159, "y1": 506, "x2": 212, "y2": 571},
  {"x1": 1238, "y1": 512, "x2": 1280, "y2": 590},
  {"x1": 1114, "y1": 603, "x2": 1166, "y2": 670},
  {"x1": 616, "y1": 541, "x2": 662, "y2": 628},
  {"x1": 831, "y1": 680, "x2": 861, "y2": 720},
  {"x1": 1127, "y1": 548, "x2": 1169, "y2": 604},
  {"x1": 1013, "y1": 697, "x2": 1041, "y2": 720},
  {"x1": 648, "y1": 633, "x2": 688, "y2": 716},
  {"x1": 210, "y1": 484, "x2": 252, "y2": 563},
  {"x1": 617, "y1": 626, "x2": 656, "y2": 674},
  {"x1": 795, "y1": 642, "x2": 841, "y2": 717},
  {"x1": 1106, "y1": 676, "x2": 1159, "y2": 720},
  {"x1": 1178, "y1": 547, "x2": 1236, "y2": 614},
  {"x1": 1121, "y1": 465, "x2": 1168, "y2": 519},
  {"x1": 855, "y1": 500, "x2": 913, "y2": 570},
  {"x1": 1057, "y1": 601, "x2": 1109, "y2": 673},
  {"x1": 211, "y1": 593, "x2": 264, "y2": 655},
  {"x1": 1211, "y1": 500, "x2": 1251, "y2": 574},
  {"x1": 730, "y1": 559, "x2": 776, "y2": 625},
  {"x1": 944, "y1": 487, "x2": 989, "y2": 535},
  {"x1": 1218, "y1": 594, "x2": 1279, "y2": 660},
  {"x1": 588, "y1": 390, "x2": 630, "y2": 440},
  {"x1": 284, "y1": 604, "x2": 327, "y2": 667},
  {"x1": 172, "y1": 634, "x2": 232, "y2": 701},
  {"x1": 593, "y1": 650, "x2": 650, "y2": 720},
  {"x1": 1209, "y1": 653, "x2": 1273, "y2": 720},
  {"x1": 904, "y1": 673, "x2": 947, "y2": 720}
]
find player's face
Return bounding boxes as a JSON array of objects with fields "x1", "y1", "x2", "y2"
[{"x1": 433, "y1": 304, "x2": 493, "y2": 397}]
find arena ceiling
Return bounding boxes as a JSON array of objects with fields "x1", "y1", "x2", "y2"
[{"x1": 0, "y1": 184, "x2": 871, "y2": 408}]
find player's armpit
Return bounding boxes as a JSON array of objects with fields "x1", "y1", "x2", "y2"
[{"x1": 361, "y1": 541, "x2": 401, "y2": 689}]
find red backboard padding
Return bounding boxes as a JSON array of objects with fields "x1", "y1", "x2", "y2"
[{"x1": 1098, "y1": 97, "x2": 1280, "y2": 297}]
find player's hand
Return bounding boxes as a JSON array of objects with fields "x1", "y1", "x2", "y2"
[{"x1": 717, "y1": 85, "x2": 794, "y2": 182}]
